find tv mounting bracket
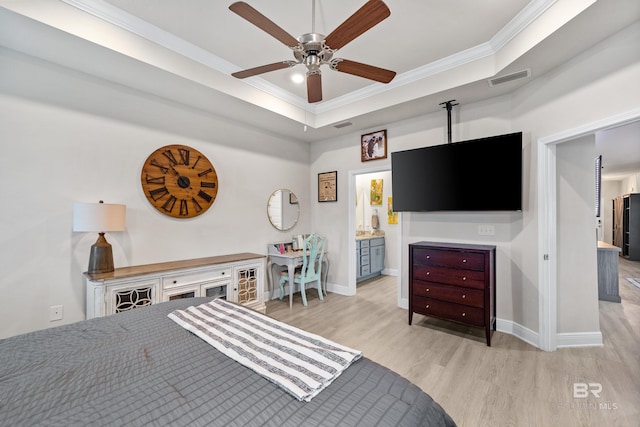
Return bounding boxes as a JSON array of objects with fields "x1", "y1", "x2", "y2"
[{"x1": 439, "y1": 100, "x2": 459, "y2": 143}]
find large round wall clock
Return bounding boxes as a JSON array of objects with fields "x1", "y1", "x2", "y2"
[{"x1": 141, "y1": 144, "x2": 218, "y2": 218}]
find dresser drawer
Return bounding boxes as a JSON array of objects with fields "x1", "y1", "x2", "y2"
[
  {"x1": 412, "y1": 296, "x2": 485, "y2": 327},
  {"x1": 162, "y1": 267, "x2": 231, "y2": 289},
  {"x1": 412, "y1": 264, "x2": 485, "y2": 289},
  {"x1": 413, "y1": 281, "x2": 484, "y2": 308},
  {"x1": 412, "y1": 248, "x2": 485, "y2": 271}
]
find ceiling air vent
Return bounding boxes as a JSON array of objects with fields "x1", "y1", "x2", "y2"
[
  {"x1": 334, "y1": 121, "x2": 353, "y2": 129},
  {"x1": 488, "y1": 69, "x2": 530, "y2": 87}
]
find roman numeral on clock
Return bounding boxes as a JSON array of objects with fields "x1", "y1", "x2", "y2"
[
  {"x1": 198, "y1": 168, "x2": 214, "y2": 178},
  {"x1": 198, "y1": 190, "x2": 213, "y2": 203},
  {"x1": 191, "y1": 198, "x2": 203, "y2": 213},
  {"x1": 179, "y1": 148, "x2": 190, "y2": 165},
  {"x1": 162, "y1": 195, "x2": 177, "y2": 212},
  {"x1": 150, "y1": 159, "x2": 168, "y2": 174},
  {"x1": 180, "y1": 199, "x2": 188, "y2": 216},
  {"x1": 149, "y1": 186, "x2": 169, "y2": 201},
  {"x1": 162, "y1": 149, "x2": 178, "y2": 165},
  {"x1": 145, "y1": 174, "x2": 165, "y2": 185},
  {"x1": 191, "y1": 155, "x2": 201, "y2": 169}
]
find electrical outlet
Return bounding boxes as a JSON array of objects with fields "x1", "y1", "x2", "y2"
[
  {"x1": 478, "y1": 224, "x2": 495, "y2": 236},
  {"x1": 50, "y1": 305, "x2": 63, "y2": 321}
]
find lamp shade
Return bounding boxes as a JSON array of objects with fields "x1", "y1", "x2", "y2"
[{"x1": 73, "y1": 202, "x2": 126, "y2": 232}]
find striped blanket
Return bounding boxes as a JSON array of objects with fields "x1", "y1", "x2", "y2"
[{"x1": 168, "y1": 299, "x2": 362, "y2": 402}]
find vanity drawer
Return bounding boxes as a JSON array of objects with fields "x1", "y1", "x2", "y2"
[
  {"x1": 412, "y1": 265, "x2": 485, "y2": 289},
  {"x1": 413, "y1": 281, "x2": 484, "y2": 308},
  {"x1": 412, "y1": 248, "x2": 485, "y2": 271},
  {"x1": 370, "y1": 237, "x2": 384, "y2": 247},
  {"x1": 412, "y1": 296, "x2": 484, "y2": 327},
  {"x1": 162, "y1": 267, "x2": 231, "y2": 289},
  {"x1": 360, "y1": 264, "x2": 371, "y2": 276}
]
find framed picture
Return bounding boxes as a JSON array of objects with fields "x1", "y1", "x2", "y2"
[
  {"x1": 318, "y1": 171, "x2": 337, "y2": 202},
  {"x1": 361, "y1": 129, "x2": 387, "y2": 162}
]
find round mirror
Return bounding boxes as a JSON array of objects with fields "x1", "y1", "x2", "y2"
[{"x1": 267, "y1": 189, "x2": 300, "y2": 231}]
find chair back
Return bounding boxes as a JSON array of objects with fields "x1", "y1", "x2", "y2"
[{"x1": 300, "y1": 233, "x2": 326, "y2": 281}]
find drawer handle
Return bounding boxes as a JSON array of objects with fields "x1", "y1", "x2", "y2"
[
  {"x1": 425, "y1": 304, "x2": 430, "y2": 309},
  {"x1": 462, "y1": 312, "x2": 466, "y2": 317},
  {"x1": 426, "y1": 255, "x2": 430, "y2": 259},
  {"x1": 426, "y1": 288, "x2": 430, "y2": 292},
  {"x1": 462, "y1": 294, "x2": 466, "y2": 299},
  {"x1": 462, "y1": 259, "x2": 467, "y2": 263},
  {"x1": 173, "y1": 280, "x2": 177, "y2": 284},
  {"x1": 426, "y1": 272, "x2": 430, "y2": 276},
  {"x1": 462, "y1": 277, "x2": 467, "y2": 281}
]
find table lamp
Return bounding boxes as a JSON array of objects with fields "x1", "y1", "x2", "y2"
[{"x1": 73, "y1": 201, "x2": 126, "y2": 274}]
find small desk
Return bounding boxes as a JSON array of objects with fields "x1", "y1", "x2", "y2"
[{"x1": 268, "y1": 249, "x2": 328, "y2": 309}]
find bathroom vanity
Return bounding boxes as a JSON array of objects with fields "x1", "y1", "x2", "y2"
[{"x1": 356, "y1": 234, "x2": 385, "y2": 282}]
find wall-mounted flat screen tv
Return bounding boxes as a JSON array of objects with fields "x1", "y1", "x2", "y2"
[{"x1": 391, "y1": 132, "x2": 522, "y2": 212}]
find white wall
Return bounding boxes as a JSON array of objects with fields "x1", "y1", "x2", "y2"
[
  {"x1": 556, "y1": 135, "x2": 600, "y2": 334},
  {"x1": 621, "y1": 173, "x2": 640, "y2": 194},
  {"x1": 0, "y1": 48, "x2": 311, "y2": 338}
]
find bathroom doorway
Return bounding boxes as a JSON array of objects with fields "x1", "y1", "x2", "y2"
[{"x1": 348, "y1": 166, "x2": 401, "y2": 304}]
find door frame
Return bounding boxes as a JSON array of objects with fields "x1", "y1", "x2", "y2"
[
  {"x1": 537, "y1": 108, "x2": 640, "y2": 351},
  {"x1": 348, "y1": 165, "x2": 401, "y2": 304}
]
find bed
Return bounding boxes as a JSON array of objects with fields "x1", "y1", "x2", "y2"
[{"x1": 0, "y1": 297, "x2": 457, "y2": 426}]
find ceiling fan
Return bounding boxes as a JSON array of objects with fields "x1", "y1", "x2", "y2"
[{"x1": 229, "y1": 0, "x2": 396, "y2": 103}]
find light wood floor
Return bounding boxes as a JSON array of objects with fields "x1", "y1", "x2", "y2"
[{"x1": 266, "y1": 258, "x2": 640, "y2": 427}]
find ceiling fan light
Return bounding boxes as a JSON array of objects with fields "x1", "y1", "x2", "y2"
[{"x1": 291, "y1": 73, "x2": 305, "y2": 84}]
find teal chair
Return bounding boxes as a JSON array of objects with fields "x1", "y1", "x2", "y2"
[{"x1": 279, "y1": 234, "x2": 326, "y2": 306}]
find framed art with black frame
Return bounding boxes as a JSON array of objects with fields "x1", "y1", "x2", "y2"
[{"x1": 318, "y1": 171, "x2": 337, "y2": 202}]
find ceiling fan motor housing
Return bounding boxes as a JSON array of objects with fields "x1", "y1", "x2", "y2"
[{"x1": 295, "y1": 33, "x2": 332, "y2": 73}]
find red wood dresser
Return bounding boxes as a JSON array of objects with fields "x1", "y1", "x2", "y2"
[{"x1": 409, "y1": 241, "x2": 496, "y2": 346}]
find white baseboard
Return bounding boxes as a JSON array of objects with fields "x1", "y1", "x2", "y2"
[
  {"x1": 327, "y1": 282, "x2": 352, "y2": 296},
  {"x1": 556, "y1": 331, "x2": 603, "y2": 348},
  {"x1": 496, "y1": 318, "x2": 540, "y2": 348}
]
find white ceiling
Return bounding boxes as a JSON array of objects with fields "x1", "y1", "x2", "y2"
[{"x1": 0, "y1": 0, "x2": 638, "y2": 178}]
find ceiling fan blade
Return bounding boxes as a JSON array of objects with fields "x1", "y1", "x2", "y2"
[
  {"x1": 232, "y1": 61, "x2": 295, "y2": 79},
  {"x1": 229, "y1": 2, "x2": 299, "y2": 48},
  {"x1": 332, "y1": 59, "x2": 396, "y2": 83},
  {"x1": 307, "y1": 73, "x2": 323, "y2": 103},
  {"x1": 324, "y1": 0, "x2": 390, "y2": 51}
]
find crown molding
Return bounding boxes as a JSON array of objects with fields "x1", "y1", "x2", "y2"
[{"x1": 61, "y1": 0, "x2": 561, "y2": 117}]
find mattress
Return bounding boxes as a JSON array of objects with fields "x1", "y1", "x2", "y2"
[{"x1": 0, "y1": 298, "x2": 456, "y2": 426}]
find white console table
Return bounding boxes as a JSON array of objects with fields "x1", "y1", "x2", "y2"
[{"x1": 85, "y1": 253, "x2": 266, "y2": 319}]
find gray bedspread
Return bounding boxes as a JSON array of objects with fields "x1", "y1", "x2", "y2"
[{"x1": 0, "y1": 298, "x2": 456, "y2": 426}]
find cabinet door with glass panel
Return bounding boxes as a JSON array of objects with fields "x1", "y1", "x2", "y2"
[{"x1": 232, "y1": 262, "x2": 263, "y2": 311}]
